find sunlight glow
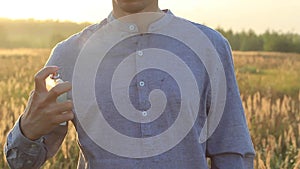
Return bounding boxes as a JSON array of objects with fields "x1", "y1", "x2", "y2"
[
  {"x1": 0, "y1": 1, "x2": 111, "y2": 22},
  {"x1": 0, "y1": 0, "x2": 299, "y2": 33}
]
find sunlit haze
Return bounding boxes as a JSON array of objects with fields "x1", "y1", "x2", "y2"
[{"x1": 1, "y1": 0, "x2": 300, "y2": 34}]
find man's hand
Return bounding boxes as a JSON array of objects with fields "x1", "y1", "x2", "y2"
[{"x1": 20, "y1": 66, "x2": 74, "y2": 140}]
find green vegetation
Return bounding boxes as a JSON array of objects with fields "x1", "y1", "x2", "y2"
[
  {"x1": 217, "y1": 28, "x2": 300, "y2": 53},
  {"x1": 233, "y1": 51, "x2": 300, "y2": 99}
]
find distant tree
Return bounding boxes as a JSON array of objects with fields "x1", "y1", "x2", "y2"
[
  {"x1": 290, "y1": 33, "x2": 300, "y2": 53},
  {"x1": 217, "y1": 28, "x2": 299, "y2": 53},
  {"x1": 239, "y1": 29, "x2": 263, "y2": 51},
  {"x1": 217, "y1": 28, "x2": 263, "y2": 51},
  {"x1": 262, "y1": 30, "x2": 295, "y2": 52},
  {"x1": 229, "y1": 30, "x2": 242, "y2": 50}
]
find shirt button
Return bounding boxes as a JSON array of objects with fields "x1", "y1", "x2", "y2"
[
  {"x1": 139, "y1": 81, "x2": 145, "y2": 87},
  {"x1": 129, "y1": 25, "x2": 135, "y2": 31},
  {"x1": 142, "y1": 111, "x2": 148, "y2": 116},
  {"x1": 137, "y1": 50, "x2": 143, "y2": 56}
]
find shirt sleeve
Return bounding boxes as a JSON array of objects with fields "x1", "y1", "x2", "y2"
[
  {"x1": 205, "y1": 35, "x2": 255, "y2": 168},
  {"x1": 4, "y1": 117, "x2": 47, "y2": 169},
  {"x1": 4, "y1": 117, "x2": 68, "y2": 169},
  {"x1": 211, "y1": 153, "x2": 254, "y2": 169}
]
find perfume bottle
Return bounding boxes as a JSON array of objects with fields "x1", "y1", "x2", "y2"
[{"x1": 46, "y1": 73, "x2": 68, "y2": 126}]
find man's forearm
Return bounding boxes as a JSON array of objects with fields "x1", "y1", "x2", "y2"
[{"x1": 5, "y1": 117, "x2": 47, "y2": 169}]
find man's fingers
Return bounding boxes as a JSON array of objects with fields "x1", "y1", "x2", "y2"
[
  {"x1": 54, "y1": 111, "x2": 74, "y2": 125},
  {"x1": 34, "y1": 66, "x2": 59, "y2": 92},
  {"x1": 42, "y1": 101, "x2": 74, "y2": 125},
  {"x1": 44, "y1": 100, "x2": 73, "y2": 115},
  {"x1": 46, "y1": 81, "x2": 72, "y2": 102}
]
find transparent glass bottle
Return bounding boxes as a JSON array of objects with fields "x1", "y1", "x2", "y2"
[{"x1": 46, "y1": 73, "x2": 68, "y2": 125}]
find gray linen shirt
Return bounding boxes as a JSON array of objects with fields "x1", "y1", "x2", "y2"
[{"x1": 5, "y1": 10, "x2": 255, "y2": 169}]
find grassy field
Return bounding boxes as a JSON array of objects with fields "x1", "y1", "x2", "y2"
[{"x1": 0, "y1": 49, "x2": 299, "y2": 169}]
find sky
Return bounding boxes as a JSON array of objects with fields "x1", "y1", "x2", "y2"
[{"x1": 0, "y1": 0, "x2": 300, "y2": 34}]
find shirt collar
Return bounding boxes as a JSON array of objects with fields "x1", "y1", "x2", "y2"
[{"x1": 106, "y1": 9, "x2": 174, "y2": 33}]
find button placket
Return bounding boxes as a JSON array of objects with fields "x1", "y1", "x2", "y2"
[
  {"x1": 135, "y1": 68, "x2": 146, "y2": 118},
  {"x1": 136, "y1": 37, "x2": 155, "y2": 137},
  {"x1": 136, "y1": 36, "x2": 147, "y2": 115}
]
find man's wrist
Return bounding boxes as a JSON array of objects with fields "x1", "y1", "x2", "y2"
[{"x1": 20, "y1": 115, "x2": 41, "y2": 141}]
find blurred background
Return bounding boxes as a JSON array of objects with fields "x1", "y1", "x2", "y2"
[{"x1": 0, "y1": 1, "x2": 299, "y2": 168}]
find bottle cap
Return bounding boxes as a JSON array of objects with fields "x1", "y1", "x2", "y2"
[{"x1": 50, "y1": 73, "x2": 60, "y2": 80}]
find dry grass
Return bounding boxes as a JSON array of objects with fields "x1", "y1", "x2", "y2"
[{"x1": 0, "y1": 49, "x2": 299, "y2": 169}]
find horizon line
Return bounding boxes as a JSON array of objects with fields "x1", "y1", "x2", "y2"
[{"x1": 1, "y1": 17, "x2": 299, "y2": 35}]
